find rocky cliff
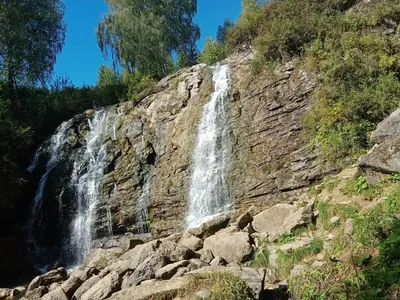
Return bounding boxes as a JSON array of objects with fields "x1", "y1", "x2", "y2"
[{"x1": 25, "y1": 52, "x2": 328, "y2": 264}]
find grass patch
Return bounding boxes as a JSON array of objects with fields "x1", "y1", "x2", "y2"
[
  {"x1": 333, "y1": 203, "x2": 360, "y2": 219},
  {"x1": 309, "y1": 176, "x2": 338, "y2": 196},
  {"x1": 316, "y1": 201, "x2": 330, "y2": 230},
  {"x1": 341, "y1": 176, "x2": 382, "y2": 200},
  {"x1": 277, "y1": 227, "x2": 308, "y2": 245},
  {"x1": 277, "y1": 238, "x2": 324, "y2": 277},
  {"x1": 180, "y1": 272, "x2": 255, "y2": 300},
  {"x1": 250, "y1": 239, "x2": 270, "y2": 268}
]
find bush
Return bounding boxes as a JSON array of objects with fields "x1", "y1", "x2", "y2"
[{"x1": 198, "y1": 37, "x2": 227, "y2": 65}]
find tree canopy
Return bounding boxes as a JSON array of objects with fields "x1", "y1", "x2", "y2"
[
  {"x1": 97, "y1": 0, "x2": 200, "y2": 79},
  {"x1": 0, "y1": 0, "x2": 66, "y2": 91}
]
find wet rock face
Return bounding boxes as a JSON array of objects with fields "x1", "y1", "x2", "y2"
[{"x1": 29, "y1": 53, "x2": 325, "y2": 260}]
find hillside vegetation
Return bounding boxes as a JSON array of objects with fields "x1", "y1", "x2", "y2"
[{"x1": 203, "y1": 0, "x2": 400, "y2": 167}]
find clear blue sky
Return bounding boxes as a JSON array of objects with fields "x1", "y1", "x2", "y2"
[{"x1": 54, "y1": 0, "x2": 242, "y2": 87}]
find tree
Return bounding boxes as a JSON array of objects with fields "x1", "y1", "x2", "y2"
[
  {"x1": 0, "y1": 0, "x2": 66, "y2": 100},
  {"x1": 217, "y1": 18, "x2": 234, "y2": 45},
  {"x1": 198, "y1": 37, "x2": 226, "y2": 65},
  {"x1": 97, "y1": 0, "x2": 200, "y2": 79}
]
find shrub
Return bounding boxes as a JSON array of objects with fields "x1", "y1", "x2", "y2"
[{"x1": 198, "y1": 37, "x2": 227, "y2": 65}]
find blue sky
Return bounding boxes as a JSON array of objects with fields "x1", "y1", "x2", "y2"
[{"x1": 54, "y1": 0, "x2": 242, "y2": 86}]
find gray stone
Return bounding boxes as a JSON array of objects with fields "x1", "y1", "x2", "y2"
[
  {"x1": 80, "y1": 271, "x2": 120, "y2": 300},
  {"x1": 252, "y1": 203, "x2": 313, "y2": 236},
  {"x1": 371, "y1": 108, "x2": 400, "y2": 144},
  {"x1": 316, "y1": 253, "x2": 324, "y2": 261},
  {"x1": 27, "y1": 268, "x2": 67, "y2": 292},
  {"x1": 104, "y1": 259, "x2": 131, "y2": 276},
  {"x1": 155, "y1": 260, "x2": 189, "y2": 280},
  {"x1": 72, "y1": 275, "x2": 102, "y2": 300},
  {"x1": 11, "y1": 286, "x2": 26, "y2": 298},
  {"x1": 156, "y1": 240, "x2": 195, "y2": 262},
  {"x1": 210, "y1": 257, "x2": 227, "y2": 266},
  {"x1": 179, "y1": 232, "x2": 203, "y2": 251},
  {"x1": 330, "y1": 216, "x2": 340, "y2": 224},
  {"x1": 124, "y1": 253, "x2": 169, "y2": 287},
  {"x1": 61, "y1": 276, "x2": 83, "y2": 297},
  {"x1": 345, "y1": 218, "x2": 353, "y2": 243},
  {"x1": 203, "y1": 232, "x2": 253, "y2": 264},
  {"x1": 188, "y1": 259, "x2": 209, "y2": 270},
  {"x1": 199, "y1": 249, "x2": 214, "y2": 263},
  {"x1": 237, "y1": 212, "x2": 254, "y2": 230},
  {"x1": 83, "y1": 248, "x2": 124, "y2": 270},
  {"x1": 70, "y1": 267, "x2": 99, "y2": 282},
  {"x1": 25, "y1": 286, "x2": 48, "y2": 300},
  {"x1": 108, "y1": 278, "x2": 187, "y2": 300},
  {"x1": 187, "y1": 213, "x2": 232, "y2": 238},
  {"x1": 120, "y1": 240, "x2": 161, "y2": 270},
  {"x1": 41, "y1": 287, "x2": 68, "y2": 300},
  {"x1": 48, "y1": 283, "x2": 60, "y2": 292},
  {"x1": 278, "y1": 238, "x2": 313, "y2": 254}
]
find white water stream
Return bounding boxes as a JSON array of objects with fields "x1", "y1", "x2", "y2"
[{"x1": 187, "y1": 65, "x2": 232, "y2": 229}]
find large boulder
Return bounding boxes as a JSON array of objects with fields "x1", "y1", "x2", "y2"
[
  {"x1": 41, "y1": 287, "x2": 68, "y2": 300},
  {"x1": 156, "y1": 240, "x2": 195, "y2": 262},
  {"x1": 108, "y1": 278, "x2": 187, "y2": 300},
  {"x1": 27, "y1": 268, "x2": 67, "y2": 292},
  {"x1": 60, "y1": 276, "x2": 83, "y2": 298},
  {"x1": 178, "y1": 232, "x2": 203, "y2": 251},
  {"x1": 252, "y1": 203, "x2": 313, "y2": 237},
  {"x1": 80, "y1": 271, "x2": 120, "y2": 300},
  {"x1": 155, "y1": 260, "x2": 190, "y2": 280},
  {"x1": 83, "y1": 248, "x2": 124, "y2": 270},
  {"x1": 203, "y1": 232, "x2": 253, "y2": 264},
  {"x1": 119, "y1": 240, "x2": 160, "y2": 269},
  {"x1": 72, "y1": 275, "x2": 103, "y2": 300},
  {"x1": 123, "y1": 253, "x2": 169, "y2": 287},
  {"x1": 359, "y1": 108, "x2": 400, "y2": 174},
  {"x1": 187, "y1": 213, "x2": 232, "y2": 238}
]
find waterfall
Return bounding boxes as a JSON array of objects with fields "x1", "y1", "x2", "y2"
[
  {"x1": 29, "y1": 121, "x2": 72, "y2": 269},
  {"x1": 68, "y1": 109, "x2": 113, "y2": 265},
  {"x1": 187, "y1": 64, "x2": 232, "y2": 229},
  {"x1": 135, "y1": 178, "x2": 151, "y2": 235}
]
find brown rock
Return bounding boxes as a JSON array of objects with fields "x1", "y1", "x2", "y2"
[
  {"x1": 25, "y1": 286, "x2": 48, "y2": 300},
  {"x1": 80, "y1": 271, "x2": 120, "y2": 300},
  {"x1": 72, "y1": 275, "x2": 102, "y2": 300},
  {"x1": 179, "y1": 232, "x2": 203, "y2": 251},
  {"x1": 187, "y1": 213, "x2": 232, "y2": 238},
  {"x1": 236, "y1": 212, "x2": 253, "y2": 230},
  {"x1": 155, "y1": 260, "x2": 190, "y2": 280},
  {"x1": 41, "y1": 287, "x2": 68, "y2": 300},
  {"x1": 27, "y1": 268, "x2": 67, "y2": 292},
  {"x1": 61, "y1": 276, "x2": 83, "y2": 297}
]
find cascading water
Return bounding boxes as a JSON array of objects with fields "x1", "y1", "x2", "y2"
[
  {"x1": 187, "y1": 64, "x2": 232, "y2": 229},
  {"x1": 29, "y1": 121, "x2": 72, "y2": 269},
  {"x1": 68, "y1": 109, "x2": 113, "y2": 265},
  {"x1": 135, "y1": 177, "x2": 152, "y2": 235}
]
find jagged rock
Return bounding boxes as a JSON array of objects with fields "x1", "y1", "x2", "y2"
[
  {"x1": 210, "y1": 257, "x2": 227, "y2": 266},
  {"x1": 60, "y1": 276, "x2": 83, "y2": 297},
  {"x1": 155, "y1": 260, "x2": 190, "y2": 280},
  {"x1": 70, "y1": 267, "x2": 99, "y2": 282},
  {"x1": 25, "y1": 286, "x2": 48, "y2": 300},
  {"x1": 187, "y1": 213, "x2": 232, "y2": 238},
  {"x1": 188, "y1": 259, "x2": 209, "y2": 270},
  {"x1": 236, "y1": 212, "x2": 254, "y2": 230},
  {"x1": 371, "y1": 108, "x2": 400, "y2": 144},
  {"x1": 72, "y1": 275, "x2": 102, "y2": 300},
  {"x1": 120, "y1": 240, "x2": 161, "y2": 269},
  {"x1": 104, "y1": 259, "x2": 131, "y2": 276},
  {"x1": 156, "y1": 240, "x2": 195, "y2": 262},
  {"x1": 345, "y1": 219, "x2": 353, "y2": 243},
  {"x1": 330, "y1": 216, "x2": 340, "y2": 225},
  {"x1": 123, "y1": 253, "x2": 169, "y2": 287},
  {"x1": 41, "y1": 287, "x2": 68, "y2": 300},
  {"x1": 252, "y1": 203, "x2": 313, "y2": 237},
  {"x1": 80, "y1": 271, "x2": 120, "y2": 300},
  {"x1": 178, "y1": 232, "x2": 203, "y2": 251},
  {"x1": 199, "y1": 249, "x2": 214, "y2": 263},
  {"x1": 11, "y1": 286, "x2": 26, "y2": 299},
  {"x1": 278, "y1": 238, "x2": 313, "y2": 254},
  {"x1": 203, "y1": 232, "x2": 253, "y2": 264},
  {"x1": 27, "y1": 268, "x2": 67, "y2": 292},
  {"x1": 83, "y1": 248, "x2": 124, "y2": 270},
  {"x1": 108, "y1": 278, "x2": 187, "y2": 300}
]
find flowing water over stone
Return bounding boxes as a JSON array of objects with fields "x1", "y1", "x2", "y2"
[
  {"x1": 135, "y1": 177, "x2": 152, "y2": 235},
  {"x1": 29, "y1": 121, "x2": 72, "y2": 270},
  {"x1": 68, "y1": 109, "x2": 114, "y2": 265},
  {"x1": 187, "y1": 64, "x2": 232, "y2": 229}
]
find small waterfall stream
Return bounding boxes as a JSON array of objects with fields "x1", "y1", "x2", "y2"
[
  {"x1": 187, "y1": 64, "x2": 232, "y2": 229},
  {"x1": 68, "y1": 109, "x2": 113, "y2": 265}
]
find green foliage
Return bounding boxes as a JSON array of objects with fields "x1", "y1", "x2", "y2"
[
  {"x1": 121, "y1": 69, "x2": 156, "y2": 102},
  {"x1": 97, "y1": 0, "x2": 200, "y2": 79},
  {"x1": 342, "y1": 176, "x2": 382, "y2": 200},
  {"x1": 316, "y1": 201, "x2": 330, "y2": 230},
  {"x1": 198, "y1": 37, "x2": 227, "y2": 65},
  {"x1": 0, "y1": 0, "x2": 66, "y2": 88},
  {"x1": 333, "y1": 203, "x2": 360, "y2": 219},
  {"x1": 277, "y1": 238, "x2": 323, "y2": 277},
  {"x1": 181, "y1": 272, "x2": 255, "y2": 300},
  {"x1": 226, "y1": 0, "x2": 264, "y2": 51},
  {"x1": 250, "y1": 239, "x2": 270, "y2": 268},
  {"x1": 277, "y1": 227, "x2": 307, "y2": 245}
]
